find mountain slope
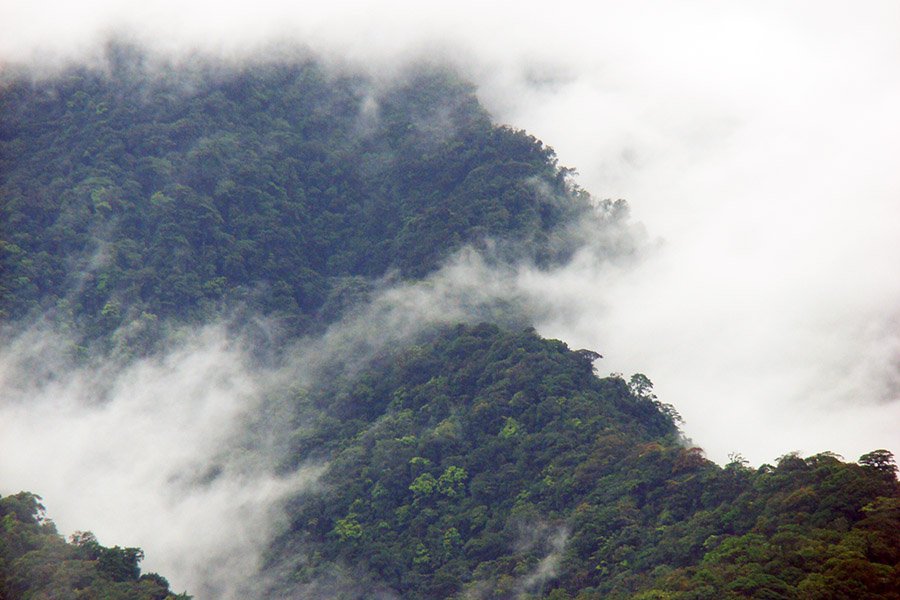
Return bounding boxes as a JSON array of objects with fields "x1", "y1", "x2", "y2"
[
  {"x1": 267, "y1": 323, "x2": 899, "y2": 599},
  {"x1": 0, "y1": 47, "x2": 593, "y2": 349},
  {"x1": 1, "y1": 50, "x2": 897, "y2": 599}
]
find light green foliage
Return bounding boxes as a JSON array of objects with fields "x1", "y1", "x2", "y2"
[
  {"x1": 442, "y1": 527, "x2": 462, "y2": 553},
  {"x1": 437, "y1": 466, "x2": 468, "y2": 498},
  {"x1": 499, "y1": 416, "x2": 521, "y2": 438},
  {"x1": 409, "y1": 473, "x2": 438, "y2": 497},
  {"x1": 333, "y1": 514, "x2": 363, "y2": 541},
  {"x1": 413, "y1": 543, "x2": 431, "y2": 566}
]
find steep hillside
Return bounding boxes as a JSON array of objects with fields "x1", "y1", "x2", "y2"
[
  {"x1": 266, "y1": 324, "x2": 899, "y2": 599},
  {"x1": 0, "y1": 47, "x2": 594, "y2": 349},
  {"x1": 1, "y1": 50, "x2": 897, "y2": 599}
]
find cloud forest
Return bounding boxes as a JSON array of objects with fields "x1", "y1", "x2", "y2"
[{"x1": 1, "y1": 40, "x2": 898, "y2": 600}]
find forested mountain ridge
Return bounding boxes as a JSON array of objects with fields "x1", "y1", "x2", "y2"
[
  {"x1": 0, "y1": 47, "x2": 599, "y2": 351},
  {"x1": 0, "y1": 491, "x2": 188, "y2": 599},
  {"x1": 265, "y1": 324, "x2": 898, "y2": 599},
  {"x1": 1, "y1": 48, "x2": 897, "y2": 599}
]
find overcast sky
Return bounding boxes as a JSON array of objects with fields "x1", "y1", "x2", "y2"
[{"x1": 2, "y1": 1, "x2": 898, "y2": 466}]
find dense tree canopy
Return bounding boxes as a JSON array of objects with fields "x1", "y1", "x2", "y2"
[
  {"x1": 267, "y1": 324, "x2": 899, "y2": 599},
  {"x1": 1, "y1": 46, "x2": 597, "y2": 351},
  {"x1": 1, "y1": 49, "x2": 897, "y2": 599},
  {"x1": 0, "y1": 492, "x2": 189, "y2": 599}
]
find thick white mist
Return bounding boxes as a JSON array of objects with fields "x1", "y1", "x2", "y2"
[
  {"x1": 0, "y1": 325, "x2": 319, "y2": 598},
  {"x1": 474, "y1": 3, "x2": 900, "y2": 464}
]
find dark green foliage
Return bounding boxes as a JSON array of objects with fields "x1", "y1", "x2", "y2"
[
  {"x1": 268, "y1": 325, "x2": 899, "y2": 599},
  {"x1": 629, "y1": 452, "x2": 900, "y2": 600},
  {"x1": 2, "y1": 48, "x2": 897, "y2": 599},
  {"x1": 0, "y1": 47, "x2": 591, "y2": 349},
  {"x1": 0, "y1": 492, "x2": 189, "y2": 599}
]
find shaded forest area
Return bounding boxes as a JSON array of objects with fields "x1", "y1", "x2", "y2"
[{"x1": 1, "y1": 47, "x2": 595, "y2": 352}]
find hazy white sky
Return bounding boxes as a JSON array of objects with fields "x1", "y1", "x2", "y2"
[{"x1": 2, "y1": 0, "x2": 898, "y2": 487}]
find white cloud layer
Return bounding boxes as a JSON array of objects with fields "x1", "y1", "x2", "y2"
[{"x1": 0, "y1": 325, "x2": 321, "y2": 598}]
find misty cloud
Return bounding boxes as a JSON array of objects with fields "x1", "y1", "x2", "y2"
[
  {"x1": 518, "y1": 527, "x2": 569, "y2": 597},
  {"x1": 0, "y1": 322, "x2": 322, "y2": 598}
]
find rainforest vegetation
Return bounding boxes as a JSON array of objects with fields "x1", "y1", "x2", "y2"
[
  {"x1": 266, "y1": 323, "x2": 899, "y2": 599},
  {"x1": 0, "y1": 492, "x2": 188, "y2": 599},
  {"x1": 1, "y1": 48, "x2": 897, "y2": 599},
  {"x1": 0, "y1": 46, "x2": 598, "y2": 350}
]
